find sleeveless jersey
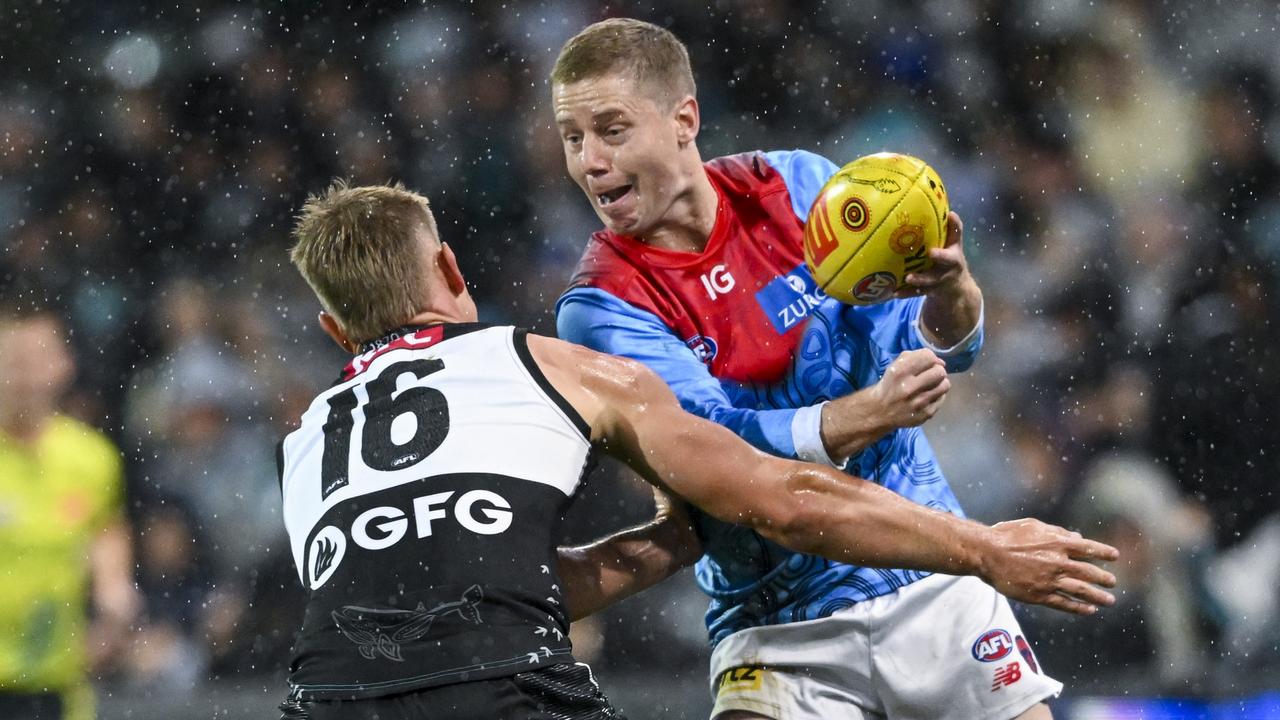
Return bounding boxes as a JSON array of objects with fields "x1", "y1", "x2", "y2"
[{"x1": 279, "y1": 324, "x2": 590, "y2": 700}]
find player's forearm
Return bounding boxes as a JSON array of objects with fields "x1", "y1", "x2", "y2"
[
  {"x1": 556, "y1": 513, "x2": 701, "y2": 621},
  {"x1": 760, "y1": 464, "x2": 989, "y2": 578},
  {"x1": 819, "y1": 389, "x2": 894, "y2": 460},
  {"x1": 920, "y1": 274, "x2": 982, "y2": 349}
]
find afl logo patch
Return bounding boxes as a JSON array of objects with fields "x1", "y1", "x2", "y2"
[
  {"x1": 972, "y1": 629, "x2": 1014, "y2": 662},
  {"x1": 852, "y1": 271, "x2": 897, "y2": 303},
  {"x1": 841, "y1": 197, "x2": 870, "y2": 232}
]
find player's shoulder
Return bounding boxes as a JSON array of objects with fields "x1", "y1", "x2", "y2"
[
  {"x1": 758, "y1": 149, "x2": 840, "y2": 185},
  {"x1": 752, "y1": 149, "x2": 842, "y2": 219},
  {"x1": 705, "y1": 151, "x2": 784, "y2": 194},
  {"x1": 523, "y1": 331, "x2": 655, "y2": 426},
  {"x1": 705, "y1": 148, "x2": 835, "y2": 176},
  {"x1": 707, "y1": 150, "x2": 840, "y2": 209}
]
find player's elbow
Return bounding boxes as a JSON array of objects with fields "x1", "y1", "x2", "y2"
[{"x1": 738, "y1": 464, "x2": 841, "y2": 556}]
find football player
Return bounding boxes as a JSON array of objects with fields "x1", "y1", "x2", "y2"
[{"x1": 552, "y1": 18, "x2": 1085, "y2": 720}]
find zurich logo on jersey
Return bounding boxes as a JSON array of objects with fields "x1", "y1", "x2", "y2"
[{"x1": 755, "y1": 264, "x2": 827, "y2": 334}]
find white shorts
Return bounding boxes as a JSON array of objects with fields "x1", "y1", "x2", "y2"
[{"x1": 708, "y1": 574, "x2": 1061, "y2": 720}]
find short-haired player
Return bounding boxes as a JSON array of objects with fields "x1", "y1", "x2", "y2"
[{"x1": 553, "y1": 18, "x2": 1088, "y2": 720}]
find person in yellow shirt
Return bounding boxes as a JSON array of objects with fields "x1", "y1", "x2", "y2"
[{"x1": 0, "y1": 301, "x2": 139, "y2": 720}]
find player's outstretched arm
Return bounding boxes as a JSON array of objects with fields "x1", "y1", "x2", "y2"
[
  {"x1": 555, "y1": 488, "x2": 701, "y2": 621},
  {"x1": 527, "y1": 334, "x2": 1120, "y2": 617}
]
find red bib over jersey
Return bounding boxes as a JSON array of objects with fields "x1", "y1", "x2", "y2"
[{"x1": 567, "y1": 152, "x2": 822, "y2": 384}]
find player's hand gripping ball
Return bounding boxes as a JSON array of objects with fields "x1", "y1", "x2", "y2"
[{"x1": 804, "y1": 153, "x2": 949, "y2": 305}]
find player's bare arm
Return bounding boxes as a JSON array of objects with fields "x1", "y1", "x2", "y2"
[
  {"x1": 529, "y1": 334, "x2": 1119, "y2": 616},
  {"x1": 901, "y1": 211, "x2": 984, "y2": 347},
  {"x1": 555, "y1": 488, "x2": 701, "y2": 621}
]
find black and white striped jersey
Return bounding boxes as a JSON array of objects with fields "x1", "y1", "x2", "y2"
[{"x1": 278, "y1": 323, "x2": 592, "y2": 701}]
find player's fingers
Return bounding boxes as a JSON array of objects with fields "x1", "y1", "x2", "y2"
[
  {"x1": 1054, "y1": 577, "x2": 1116, "y2": 608},
  {"x1": 1062, "y1": 559, "x2": 1117, "y2": 589},
  {"x1": 1068, "y1": 538, "x2": 1121, "y2": 563},
  {"x1": 918, "y1": 394, "x2": 947, "y2": 421},
  {"x1": 904, "y1": 264, "x2": 948, "y2": 285},
  {"x1": 902, "y1": 272, "x2": 936, "y2": 291},
  {"x1": 912, "y1": 365, "x2": 949, "y2": 393},
  {"x1": 1038, "y1": 591, "x2": 1098, "y2": 617},
  {"x1": 904, "y1": 262, "x2": 959, "y2": 289},
  {"x1": 895, "y1": 349, "x2": 941, "y2": 374},
  {"x1": 916, "y1": 360, "x2": 949, "y2": 381},
  {"x1": 927, "y1": 243, "x2": 963, "y2": 264},
  {"x1": 945, "y1": 211, "x2": 964, "y2": 248},
  {"x1": 918, "y1": 376, "x2": 951, "y2": 404}
]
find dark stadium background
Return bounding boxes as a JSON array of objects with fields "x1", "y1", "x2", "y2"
[{"x1": 3, "y1": 0, "x2": 1279, "y2": 717}]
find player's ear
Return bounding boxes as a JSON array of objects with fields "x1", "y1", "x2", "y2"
[
  {"x1": 438, "y1": 242, "x2": 467, "y2": 297},
  {"x1": 673, "y1": 95, "x2": 700, "y2": 146},
  {"x1": 318, "y1": 311, "x2": 359, "y2": 354}
]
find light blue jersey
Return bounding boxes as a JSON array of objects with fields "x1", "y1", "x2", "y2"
[{"x1": 557, "y1": 150, "x2": 983, "y2": 645}]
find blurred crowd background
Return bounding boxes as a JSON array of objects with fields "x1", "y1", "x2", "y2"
[{"x1": 2, "y1": 0, "x2": 1278, "y2": 717}]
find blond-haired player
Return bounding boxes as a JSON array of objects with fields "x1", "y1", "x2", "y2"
[
  {"x1": 552, "y1": 18, "x2": 1084, "y2": 720},
  {"x1": 276, "y1": 181, "x2": 1117, "y2": 719}
]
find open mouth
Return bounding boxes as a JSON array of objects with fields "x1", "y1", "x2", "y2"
[{"x1": 595, "y1": 185, "x2": 633, "y2": 207}]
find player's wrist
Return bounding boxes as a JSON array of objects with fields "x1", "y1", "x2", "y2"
[
  {"x1": 925, "y1": 270, "x2": 979, "y2": 306},
  {"x1": 975, "y1": 527, "x2": 1006, "y2": 588},
  {"x1": 920, "y1": 274, "x2": 981, "y2": 346},
  {"x1": 822, "y1": 391, "x2": 892, "y2": 458}
]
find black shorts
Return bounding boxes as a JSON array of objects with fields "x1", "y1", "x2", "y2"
[{"x1": 280, "y1": 663, "x2": 626, "y2": 720}]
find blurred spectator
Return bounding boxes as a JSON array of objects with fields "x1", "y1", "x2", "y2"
[
  {"x1": 1065, "y1": 6, "x2": 1196, "y2": 211},
  {"x1": 1070, "y1": 453, "x2": 1215, "y2": 691},
  {"x1": 123, "y1": 499, "x2": 211, "y2": 694}
]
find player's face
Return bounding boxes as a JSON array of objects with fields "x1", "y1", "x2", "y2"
[{"x1": 554, "y1": 73, "x2": 688, "y2": 237}]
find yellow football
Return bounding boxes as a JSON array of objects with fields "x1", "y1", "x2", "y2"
[{"x1": 803, "y1": 153, "x2": 949, "y2": 305}]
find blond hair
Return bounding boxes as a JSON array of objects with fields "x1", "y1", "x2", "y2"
[
  {"x1": 551, "y1": 18, "x2": 696, "y2": 108},
  {"x1": 290, "y1": 181, "x2": 438, "y2": 344}
]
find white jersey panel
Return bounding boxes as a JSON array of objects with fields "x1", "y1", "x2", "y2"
[{"x1": 280, "y1": 325, "x2": 591, "y2": 584}]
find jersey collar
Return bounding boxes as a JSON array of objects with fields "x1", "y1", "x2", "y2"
[{"x1": 340, "y1": 322, "x2": 493, "y2": 382}]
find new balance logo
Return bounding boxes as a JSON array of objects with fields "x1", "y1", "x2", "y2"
[
  {"x1": 700, "y1": 264, "x2": 736, "y2": 300},
  {"x1": 991, "y1": 661, "x2": 1022, "y2": 691}
]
